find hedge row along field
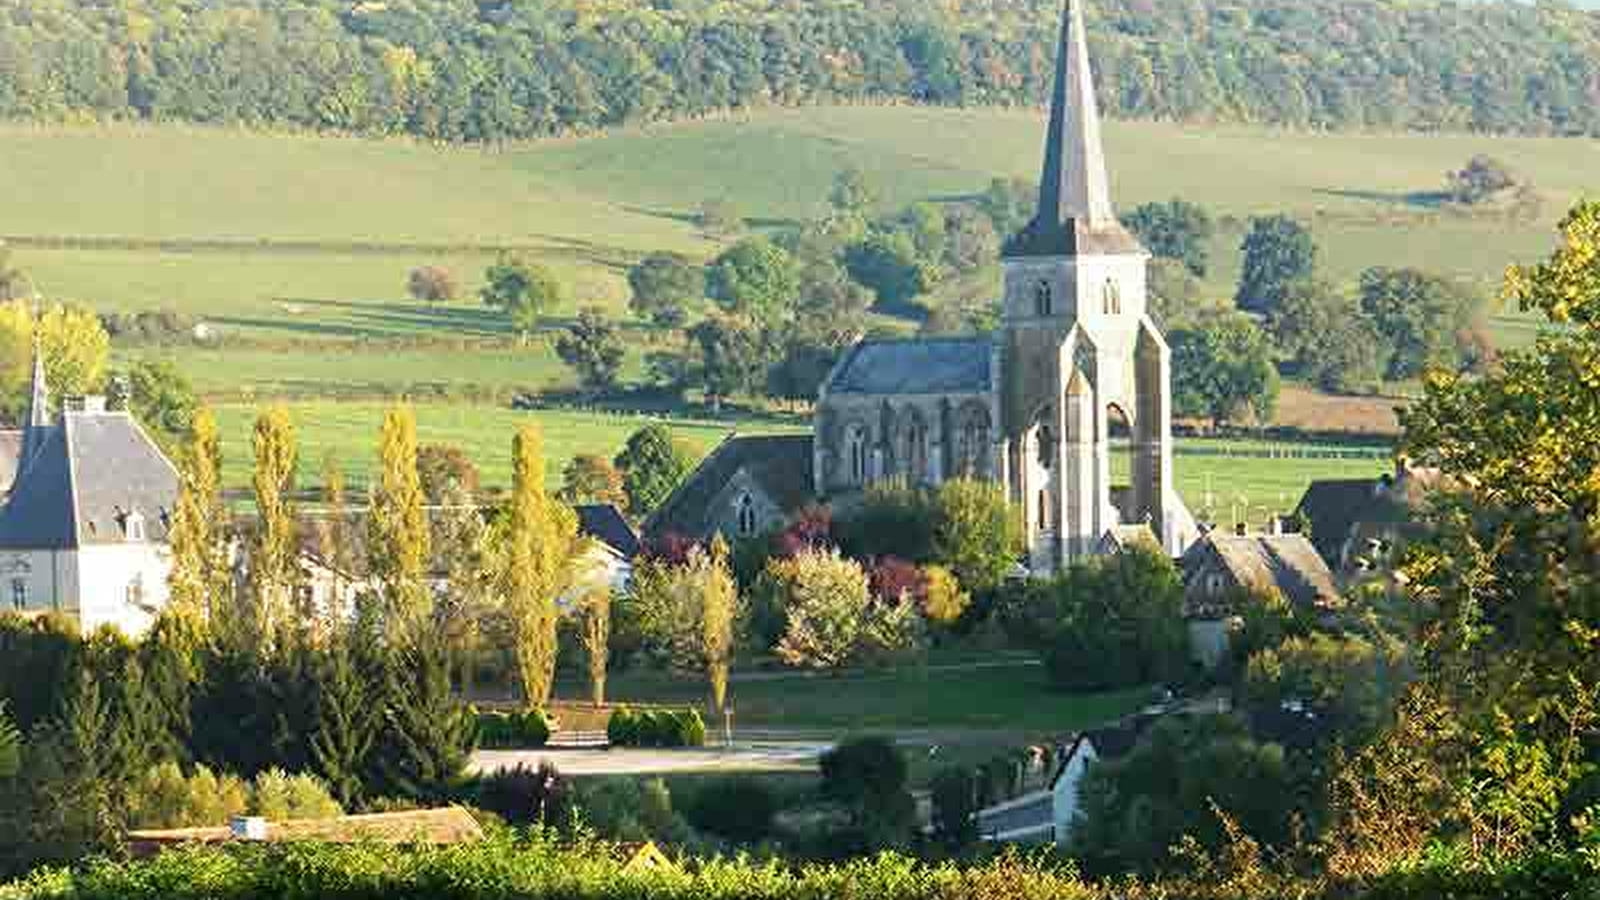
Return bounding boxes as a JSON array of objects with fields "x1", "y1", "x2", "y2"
[{"x1": 0, "y1": 835, "x2": 1593, "y2": 900}]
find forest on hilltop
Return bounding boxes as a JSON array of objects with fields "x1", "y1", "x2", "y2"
[{"x1": 1, "y1": 0, "x2": 1599, "y2": 142}]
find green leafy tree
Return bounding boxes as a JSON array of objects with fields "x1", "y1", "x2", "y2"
[
  {"x1": 614, "y1": 424, "x2": 694, "y2": 515},
  {"x1": 1035, "y1": 546, "x2": 1188, "y2": 691},
  {"x1": 818, "y1": 736, "x2": 917, "y2": 853},
  {"x1": 1170, "y1": 313, "x2": 1279, "y2": 428},
  {"x1": 627, "y1": 252, "x2": 702, "y2": 329},
  {"x1": 845, "y1": 229, "x2": 936, "y2": 308},
  {"x1": 1446, "y1": 155, "x2": 1520, "y2": 205},
  {"x1": 1146, "y1": 257, "x2": 1203, "y2": 330},
  {"x1": 123, "y1": 359, "x2": 199, "y2": 444},
  {"x1": 688, "y1": 315, "x2": 775, "y2": 410},
  {"x1": 768, "y1": 549, "x2": 922, "y2": 670},
  {"x1": 1358, "y1": 267, "x2": 1482, "y2": 380},
  {"x1": 555, "y1": 307, "x2": 626, "y2": 393},
  {"x1": 932, "y1": 478, "x2": 1024, "y2": 593},
  {"x1": 0, "y1": 701, "x2": 20, "y2": 780},
  {"x1": 706, "y1": 238, "x2": 800, "y2": 325},
  {"x1": 1235, "y1": 214, "x2": 1317, "y2": 315},
  {"x1": 1126, "y1": 198, "x2": 1214, "y2": 277},
  {"x1": 368, "y1": 404, "x2": 431, "y2": 640},
  {"x1": 1269, "y1": 280, "x2": 1385, "y2": 394},
  {"x1": 482, "y1": 255, "x2": 561, "y2": 345},
  {"x1": 629, "y1": 543, "x2": 745, "y2": 684}
]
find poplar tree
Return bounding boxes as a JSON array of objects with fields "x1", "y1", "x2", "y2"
[
  {"x1": 315, "y1": 452, "x2": 353, "y2": 627},
  {"x1": 702, "y1": 536, "x2": 736, "y2": 715},
  {"x1": 249, "y1": 405, "x2": 298, "y2": 652},
  {"x1": 166, "y1": 408, "x2": 228, "y2": 622},
  {"x1": 368, "y1": 405, "x2": 431, "y2": 640},
  {"x1": 504, "y1": 425, "x2": 577, "y2": 706}
]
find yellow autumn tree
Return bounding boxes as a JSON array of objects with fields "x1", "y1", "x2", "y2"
[
  {"x1": 166, "y1": 408, "x2": 229, "y2": 623},
  {"x1": 504, "y1": 424, "x2": 578, "y2": 706},
  {"x1": 368, "y1": 404, "x2": 431, "y2": 641},
  {"x1": 246, "y1": 405, "x2": 299, "y2": 652}
]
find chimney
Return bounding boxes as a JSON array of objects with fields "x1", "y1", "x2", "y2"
[
  {"x1": 229, "y1": 816, "x2": 269, "y2": 841},
  {"x1": 63, "y1": 396, "x2": 107, "y2": 414}
]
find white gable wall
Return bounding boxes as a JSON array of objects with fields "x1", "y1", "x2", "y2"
[
  {"x1": 0, "y1": 549, "x2": 78, "y2": 617},
  {"x1": 1051, "y1": 740, "x2": 1099, "y2": 845},
  {"x1": 76, "y1": 543, "x2": 172, "y2": 636}
]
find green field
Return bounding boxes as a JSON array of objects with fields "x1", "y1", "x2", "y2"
[
  {"x1": 554, "y1": 659, "x2": 1147, "y2": 733},
  {"x1": 2, "y1": 109, "x2": 1583, "y2": 377},
  {"x1": 4, "y1": 108, "x2": 1541, "y2": 498}
]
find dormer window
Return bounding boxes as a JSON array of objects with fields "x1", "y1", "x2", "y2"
[
  {"x1": 126, "y1": 573, "x2": 145, "y2": 607},
  {"x1": 1034, "y1": 280, "x2": 1053, "y2": 317},
  {"x1": 120, "y1": 509, "x2": 146, "y2": 543}
]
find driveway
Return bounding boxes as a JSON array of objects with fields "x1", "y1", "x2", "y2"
[{"x1": 471, "y1": 741, "x2": 829, "y2": 777}]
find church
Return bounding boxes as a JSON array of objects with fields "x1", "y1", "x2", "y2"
[{"x1": 649, "y1": 0, "x2": 1200, "y2": 572}]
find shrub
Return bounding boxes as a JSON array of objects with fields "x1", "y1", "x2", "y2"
[
  {"x1": 475, "y1": 708, "x2": 552, "y2": 749},
  {"x1": 251, "y1": 769, "x2": 342, "y2": 822},
  {"x1": 605, "y1": 707, "x2": 704, "y2": 748},
  {"x1": 475, "y1": 762, "x2": 567, "y2": 826},
  {"x1": 929, "y1": 767, "x2": 979, "y2": 850},
  {"x1": 684, "y1": 777, "x2": 778, "y2": 843},
  {"x1": 408, "y1": 266, "x2": 460, "y2": 303},
  {"x1": 606, "y1": 707, "x2": 638, "y2": 747}
]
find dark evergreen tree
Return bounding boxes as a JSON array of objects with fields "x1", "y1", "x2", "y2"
[
  {"x1": 309, "y1": 638, "x2": 380, "y2": 808},
  {"x1": 370, "y1": 638, "x2": 477, "y2": 803}
]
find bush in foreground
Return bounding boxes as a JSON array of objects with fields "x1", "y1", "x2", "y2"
[{"x1": 0, "y1": 834, "x2": 1594, "y2": 900}]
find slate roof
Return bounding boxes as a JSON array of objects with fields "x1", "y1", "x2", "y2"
[
  {"x1": 646, "y1": 434, "x2": 814, "y2": 540},
  {"x1": 826, "y1": 337, "x2": 992, "y2": 396},
  {"x1": 575, "y1": 504, "x2": 640, "y2": 558},
  {"x1": 1293, "y1": 479, "x2": 1384, "y2": 566},
  {"x1": 0, "y1": 411, "x2": 180, "y2": 550},
  {"x1": 1182, "y1": 532, "x2": 1342, "y2": 613}
]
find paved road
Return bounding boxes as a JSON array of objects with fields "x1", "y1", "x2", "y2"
[{"x1": 471, "y1": 741, "x2": 829, "y2": 777}]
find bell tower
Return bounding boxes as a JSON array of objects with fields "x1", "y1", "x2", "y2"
[{"x1": 997, "y1": 0, "x2": 1195, "y2": 571}]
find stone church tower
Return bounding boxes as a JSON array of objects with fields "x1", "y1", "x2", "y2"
[
  {"x1": 997, "y1": 0, "x2": 1196, "y2": 570},
  {"x1": 650, "y1": 0, "x2": 1197, "y2": 570}
]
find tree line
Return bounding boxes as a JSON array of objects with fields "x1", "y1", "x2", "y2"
[{"x1": 3, "y1": 0, "x2": 1600, "y2": 141}]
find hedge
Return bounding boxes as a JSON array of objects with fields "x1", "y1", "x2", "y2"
[
  {"x1": 606, "y1": 707, "x2": 705, "y2": 748},
  {"x1": 474, "y1": 708, "x2": 554, "y2": 749},
  {"x1": 0, "y1": 835, "x2": 1593, "y2": 900}
]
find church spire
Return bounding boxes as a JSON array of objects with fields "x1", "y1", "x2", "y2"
[{"x1": 1037, "y1": 0, "x2": 1114, "y2": 229}]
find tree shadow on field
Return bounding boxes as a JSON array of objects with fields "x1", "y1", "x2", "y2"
[
  {"x1": 620, "y1": 204, "x2": 804, "y2": 232},
  {"x1": 1314, "y1": 188, "x2": 1451, "y2": 209},
  {"x1": 209, "y1": 316, "x2": 380, "y2": 339},
  {"x1": 287, "y1": 298, "x2": 515, "y2": 338}
]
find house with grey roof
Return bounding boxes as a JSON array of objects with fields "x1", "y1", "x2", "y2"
[
  {"x1": 649, "y1": 0, "x2": 1200, "y2": 567},
  {"x1": 0, "y1": 350, "x2": 179, "y2": 635},
  {"x1": 1178, "y1": 528, "x2": 1342, "y2": 669}
]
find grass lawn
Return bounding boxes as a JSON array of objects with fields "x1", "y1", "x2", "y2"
[{"x1": 559, "y1": 660, "x2": 1149, "y2": 734}]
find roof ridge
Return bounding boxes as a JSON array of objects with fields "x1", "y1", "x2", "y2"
[{"x1": 62, "y1": 413, "x2": 83, "y2": 548}]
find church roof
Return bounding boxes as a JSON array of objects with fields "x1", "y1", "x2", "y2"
[
  {"x1": 1004, "y1": 0, "x2": 1144, "y2": 259},
  {"x1": 575, "y1": 504, "x2": 640, "y2": 558},
  {"x1": 645, "y1": 434, "x2": 814, "y2": 540},
  {"x1": 0, "y1": 409, "x2": 179, "y2": 550},
  {"x1": 826, "y1": 337, "x2": 992, "y2": 396}
]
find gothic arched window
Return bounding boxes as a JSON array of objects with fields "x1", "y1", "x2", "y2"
[
  {"x1": 1034, "y1": 280, "x2": 1053, "y2": 317},
  {"x1": 845, "y1": 425, "x2": 868, "y2": 486},
  {"x1": 1102, "y1": 278, "x2": 1121, "y2": 315},
  {"x1": 736, "y1": 493, "x2": 758, "y2": 537},
  {"x1": 1036, "y1": 423, "x2": 1055, "y2": 469},
  {"x1": 1038, "y1": 490, "x2": 1052, "y2": 531}
]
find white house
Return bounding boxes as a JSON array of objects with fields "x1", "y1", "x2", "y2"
[{"x1": 0, "y1": 352, "x2": 179, "y2": 635}]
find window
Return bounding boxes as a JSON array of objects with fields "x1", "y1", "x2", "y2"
[
  {"x1": 1036, "y1": 424, "x2": 1055, "y2": 469},
  {"x1": 10, "y1": 578, "x2": 24, "y2": 611},
  {"x1": 123, "y1": 510, "x2": 146, "y2": 542},
  {"x1": 1102, "y1": 279, "x2": 1121, "y2": 315},
  {"x1": 736, "y1": 493, "x2": 758, "y2": 537},
  {"x1": 126, "y1": 573, "x2": 145, "y2": 607},
  {"x1": 1034, "y1": 279, "x2": 1053, "y2": 317},
  {"x1": 846, "y1": 426, "x2": 868, "y2": 486},
  {"x1": 1205, "y1": 572, "x2": 1226, "y2": 597},
  {"x1": 1038, "y1": 490, "x2": 1052, "y2": 531}
]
